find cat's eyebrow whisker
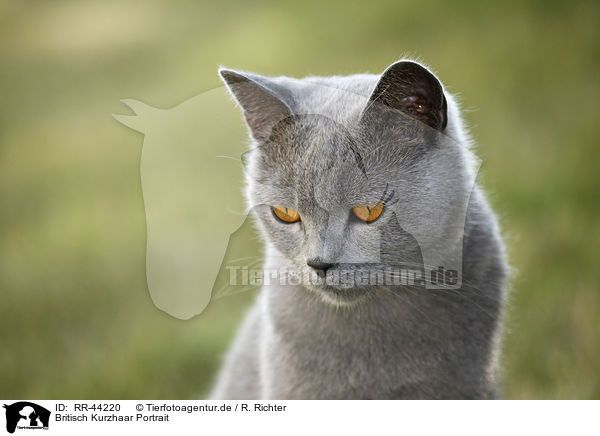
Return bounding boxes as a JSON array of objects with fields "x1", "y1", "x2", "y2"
[
  {"x1": 225, "y1": 206, "x2": 252, "y2": 216},
  {"x1": 382, "y1": 183, "x2": 390, "y2": 197}
]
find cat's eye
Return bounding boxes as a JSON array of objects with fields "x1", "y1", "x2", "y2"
[
  {"x1": 353, "y1": 203, "x2": 384, "y2": 223},
  {"x1": 272, "y1": 206, "x2": 301, "y2": 223}
]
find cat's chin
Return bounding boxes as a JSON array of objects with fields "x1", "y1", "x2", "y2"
[{"x1": 305, "y1": 284, "x2": 370, "y2": 308}]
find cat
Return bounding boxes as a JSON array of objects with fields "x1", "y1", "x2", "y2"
[{"x1": 210, "y1": 60, "x2": 508, "y2": 399}]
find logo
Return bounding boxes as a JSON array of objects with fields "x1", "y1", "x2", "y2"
[{"x1": 3, "y1": 402, "x2": 50, "y2": 433}]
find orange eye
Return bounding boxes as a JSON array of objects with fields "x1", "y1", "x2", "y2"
[
  {"x1": 353, "y1": 202, "x2": 384, "y2": 223},
  {"x1": 272, "y1": 206, "x2": 301, "y2": 223}
]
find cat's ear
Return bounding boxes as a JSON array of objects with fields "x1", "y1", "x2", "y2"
[
  {"x1": 219, "y1": 68, "x2": 294, "y2": 141},
  {"x1": 360, "y1": 61, "x2": 447, "y2": 131}
]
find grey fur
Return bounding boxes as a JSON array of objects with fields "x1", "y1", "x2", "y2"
[{"x1": 210, "y1": 60, "x2": 508, "y2": 399}]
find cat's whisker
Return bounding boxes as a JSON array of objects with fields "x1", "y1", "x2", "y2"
[{"x1": 215, "y1": 155, "x2": 241, "y2": 161}]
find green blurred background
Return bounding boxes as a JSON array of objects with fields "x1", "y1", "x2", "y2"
[{"x1": 1, "y1": 0, "x2": 598, "y2": 399}]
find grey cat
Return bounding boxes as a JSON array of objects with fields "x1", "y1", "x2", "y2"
[{"x1": 210, "y1": 60, "x2": 508, "y2": 399}]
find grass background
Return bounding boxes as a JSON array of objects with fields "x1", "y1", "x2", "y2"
[{"x1": 1, "y1": 0, "x2": 598, "y2": 399}]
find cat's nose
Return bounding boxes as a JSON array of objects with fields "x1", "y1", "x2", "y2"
[{"x1": 307, "y1": 259, "x2": 334, "y2": 273}]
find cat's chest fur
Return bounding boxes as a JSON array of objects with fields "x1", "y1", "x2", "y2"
[
  {"x1": 262, "y1": 288, "x2": 430, "y2": 399},
  {"x1": 259, "y1": 279, "x2": 496, "y2": 399}
]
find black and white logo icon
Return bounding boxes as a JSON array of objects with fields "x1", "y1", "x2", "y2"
[{"x1": 3, "y1": 402, "x2": 50, "y2": 434}]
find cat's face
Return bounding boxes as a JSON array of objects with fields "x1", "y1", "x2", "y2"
[{"x1": 221, "y1": 61, "x2": 472, "y2": 305}]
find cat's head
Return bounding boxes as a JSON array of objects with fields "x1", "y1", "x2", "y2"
[{"x1": 220, "y1": 61, "x2": 474, "y2": 305}]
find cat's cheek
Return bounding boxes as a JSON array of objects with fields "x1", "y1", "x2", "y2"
[{"x1": 264, "y1": 222, "x2": 303, "y2": 257}]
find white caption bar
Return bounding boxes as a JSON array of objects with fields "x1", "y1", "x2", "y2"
[{"x1": 1, "y1": 400, "x2": 597, "y2": 435}]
